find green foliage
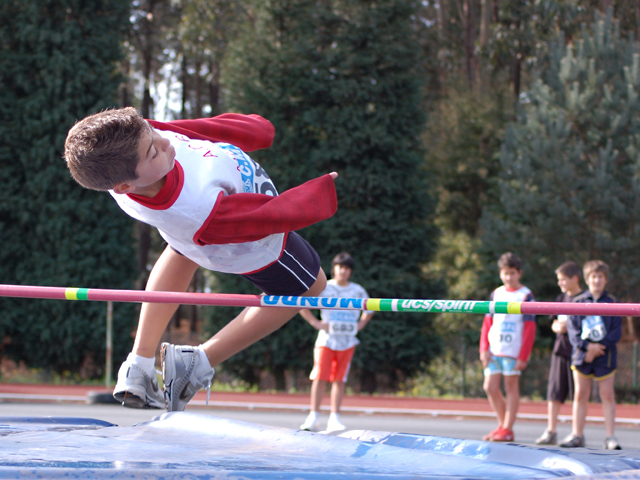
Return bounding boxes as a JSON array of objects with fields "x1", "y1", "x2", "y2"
[
  {"x1": 211, "y1": 0, "x2": 443, "y2": 391},
  {"x1": 480, "y1": 11, "x2": 640, "y2": 301},
  {"x1": 0, "y1": 0, "x2": 138, "y2": 378},
  {"x1": 426, "y1": 85, "x2": 511, "y2": 237}
]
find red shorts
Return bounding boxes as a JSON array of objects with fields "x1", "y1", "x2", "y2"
[{"x1": 309, "y1": 346, "x2": 356, "y2": 383}]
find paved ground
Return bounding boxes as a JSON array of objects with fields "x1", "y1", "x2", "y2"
[{"x1": 1, "y1": 383, "x2": 638, "y2": 449}]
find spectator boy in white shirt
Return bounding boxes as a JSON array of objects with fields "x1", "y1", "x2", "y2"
[{"x1": 299, "y1": 252, "x2": 374, "y2": 432}]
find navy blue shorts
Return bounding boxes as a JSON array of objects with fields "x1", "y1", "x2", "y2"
[
  {"x1": 572, "y1": 363, "x2": 616, "y2": 381},
  {"x1": 242, "y1": 232, "x2": 321, "y2": 296}
]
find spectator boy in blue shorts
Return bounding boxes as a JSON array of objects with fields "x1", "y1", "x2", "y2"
[
  {"x1": 479, "y1": 252, "x2": 536, "y2": 442},
  {"x1": 64, "y1": 107, "x2": 338, "y2": 412},
  {"x1": 298, "y1": 252, "x2": 374, "y2": 432},
  {"x1": 536, "y1": 261, "x2": 583, "y2": 445},
  {"x1": 561, "y1": 260, "x2": 622, "y2": 450}
]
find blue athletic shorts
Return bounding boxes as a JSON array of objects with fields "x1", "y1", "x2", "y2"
[
  {"x1": 484, "y1": 355, "x2": 521, "y2": 377},
  {"x1": 241, "y1": 232, "x2": 321, "y2": 296}
]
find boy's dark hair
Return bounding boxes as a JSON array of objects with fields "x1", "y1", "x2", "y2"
[
  {"x1": 497, "y1": 252, "x2": 522, "y2": 271},
  {"x1": 555, "y1": 261, "x2": 582, "y2": 280},
  {"x1": 64, "y1": 107, "x2": 148, "y2": 191},
  {"x1": 331, "y1": 252, "x2": 355, "y2": 275},
  {"x1": 583, "y1": 260, "x2": 609, "y2": 281}
]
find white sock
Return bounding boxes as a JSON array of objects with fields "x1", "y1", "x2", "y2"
[
  {"x1": 194, "y1": 345, "x2": 214, "y2": 378},
  {"x1": 329, "y1": 412, "x2": 341, "y2": 422},
  {"x1": 306, "y1": 411, "x2": 319, "y2": 421},
  {"x1": 128, "y1": 353, "x2": 156, "y2": 375}
]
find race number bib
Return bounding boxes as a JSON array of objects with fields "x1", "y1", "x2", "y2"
[
  {"x1": 328, "y1": 321, "x2": 357, "y2": 336},
  {"x1": 581, "y1": 315, "x2": 607, "y2": 342}
]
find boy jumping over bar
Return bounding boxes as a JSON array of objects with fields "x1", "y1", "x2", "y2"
[{"x1": 64, "y1": 107, "x2": 338, "y2": 412}]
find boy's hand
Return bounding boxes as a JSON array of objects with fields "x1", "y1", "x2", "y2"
[
  {"x1": 330, "y1": 172, "x2": 338, "y2": 179},
  {"x1": 318, "y1": 321, "x2": 330, "y2": 332},
  {"x1": 515, "y1": 360, "x2": 528, "y2": 371},
  {"x1": 585, "y1": 342, "x2": 605, "y2": 363},
  {"x1": 480, "y1": 350, "x2": 491, "y2": 368},
  {"x1": 551, "y1": 319, "x2": 567, "y2": 334}
]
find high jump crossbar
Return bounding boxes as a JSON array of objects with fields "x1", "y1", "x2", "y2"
[{"x1": 0, "y1": 284, "x2": 639, "y2": 316}]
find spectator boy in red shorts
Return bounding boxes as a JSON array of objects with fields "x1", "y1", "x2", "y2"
[{"x1": 299, "y1": 252, "x2": 374, "y2": 432}]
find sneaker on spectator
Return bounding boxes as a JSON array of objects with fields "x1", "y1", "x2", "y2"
[
  {"x1": 300, "y1": 412, "x2": 320, "y2": 431},
  {"x1": 482, "y1": 426, "x2": 502, "y2": 441},
  {"x1": 326, "y1": 413, "x2": 347, "y2": 432},
  {"x1": 113, "y1": 360, "x2": 164, "y2": 409},
  {"x1": 491, "y1": 427, "x2": 515, "y2": 442},
  {"x1": 535, "y1": 430, "x2": 557, "y2": 445},
  {"x1": 604, "y1": 436, "x2": 621, "y2": 450},
  {"x1": 162, "y1": 343, "x2": 215, "y2": 412},
  {"x1": 559, "y1": 433, "x2": 585, "y2": 448}
]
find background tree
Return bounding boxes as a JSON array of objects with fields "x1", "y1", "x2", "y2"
[
  {"x1": 125, "y1": 0, "x2": 181, "y2": 287},
  {"x1": 204, "y1": 0, "x2": 443, "y2": 392},
  {"x1": 480, "y1": 11, "x2": 640, "y2": 302},
  {"x1": 0, "y1": 0, "x2": 138, "y2": 379},
  {"x1": 176, "y1": 0, "x2": 250, "y2": 119}
]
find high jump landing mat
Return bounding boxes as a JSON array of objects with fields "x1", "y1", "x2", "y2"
[{"x1": 0, "y1": 412, "x2": 640, "y2": 479}]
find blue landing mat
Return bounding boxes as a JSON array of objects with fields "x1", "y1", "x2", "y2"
[{"x1": 0, "y1": 413, "x2": 639, "y2": 479}]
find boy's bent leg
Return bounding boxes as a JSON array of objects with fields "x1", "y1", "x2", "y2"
[
  {"x1": 114, "y1": 246, "x2": 199, "y2": 409},
  {"x1": 201, "y1": 267, "x2": 328, "y2": 366},
  {"x1": 133, "y1": 246, "x2": 200, "y2": 357},
  {"x1": 163, "y1": 266, "x2": 328, "y2": 412}
]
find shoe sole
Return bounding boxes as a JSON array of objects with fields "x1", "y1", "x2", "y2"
[{"x1": 113, "y1": 387, "x2": 163, "y2": 409}]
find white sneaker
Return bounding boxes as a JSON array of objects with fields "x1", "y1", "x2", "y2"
[
  {"x1": 326, "y1": 413, "x2": 347, "y2": 432},
  {"x1": 300, "y1": 413, "x2": 320, "y2": 431},
  {"x1": 604, "y1": 436, "x2": 622, "y2": 450},
  {"x1": 161, "y1": 343, "x2": 215, "y2": 412},
  {"x1": 113, "y1": 361, "x2": 164, "y2": 409}
]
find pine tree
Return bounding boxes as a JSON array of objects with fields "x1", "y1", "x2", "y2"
[
  {"x1": 480, "y1": 10, "x2": 640, "y2": 301},
  {"x1": 211, "y1": 0, "x2": 442, "y2": 391},
  {"x1": 0, "y1": 0, "x2": 137, "y2": 378}
]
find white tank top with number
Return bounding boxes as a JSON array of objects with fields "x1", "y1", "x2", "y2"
[
  {"x1": 110, "y1": 129, "x2": 284, "y2": 274},
  {"x1": 488, "y1": 285, "x2": 532, "y2": 358},
  {"x1": 315, "y1": 280, "x2": 371, "y2": 351}
]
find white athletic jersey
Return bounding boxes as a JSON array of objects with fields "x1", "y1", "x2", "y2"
[
  {"x1": 487, "y1": 285, "x2": 533, "y2": 358},
  {"x1": 314, "y1": 280, "x2": 372, "y2": 351},
  {"x1": 110, "y1": 129, "x2": 285, "y2": 274}
]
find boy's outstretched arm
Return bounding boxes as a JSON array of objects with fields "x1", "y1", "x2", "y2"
[
  {"x1": 148, "y1": 114, "x2": 275, "y2": 152},
  {"x1": 196, "y1": 173, "x2": 338, "y2": 245}
]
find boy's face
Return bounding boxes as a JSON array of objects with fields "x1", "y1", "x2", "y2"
[
  {"x1": 586, "y1": 271, "x2": 607, "y2": 297},
  {"x1": 114, "y1": 127, "x2": 176, "y2": 196},
  {"x1": 333, "y1": 264, "x2": 352, "y2": 285},
  {"x1": 499, "y1": 267, "x2": 522, "y2": 290},
  {"x1": 134, "y1": 128, "x2": 176, "y2": 188},
  {"x1": 557, "y1": 273, "x2": 580, "y2": 293}
]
